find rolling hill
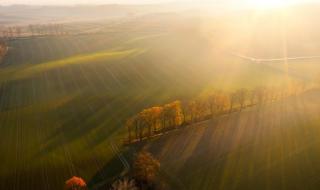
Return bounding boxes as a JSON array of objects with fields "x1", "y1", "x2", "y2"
[{"x1": 0, "y1": 5, "x2": 320, "y2": 189}]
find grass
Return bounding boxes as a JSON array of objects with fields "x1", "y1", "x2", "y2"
[
  {"x1": 11, "y1": 48, "x2": 145, "y2": 81},
  {"x1": 0, "y1": 25, "x2": 318, "y2": 189}
]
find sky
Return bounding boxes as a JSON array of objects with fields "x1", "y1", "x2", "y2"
[
  {"x1": 0, "y1": 0, "x2": 177, "y2": 5},
  {"x1": 0, "y1": 0, "x2": 316, "y2": 6}
]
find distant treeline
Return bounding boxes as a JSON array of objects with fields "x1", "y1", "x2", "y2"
[
  {"x1": 0, "y1": 23, "x2": 67, "y2": 39},
  {"x1": 125, "y1": 84, "x2": 307, "y2": 144},
  {"x1": 0, "y1": 40, "x2": 8, "y2": 61}
]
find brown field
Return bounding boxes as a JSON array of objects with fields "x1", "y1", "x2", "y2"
[{"x1": 135, "y1": 89, "x2": 320, "y2": 189}]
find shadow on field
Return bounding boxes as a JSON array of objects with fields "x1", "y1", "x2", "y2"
[
  {"x1": 87, "y1": 148, "x2": 132, "y2": 190},
  {"x1": 87, "y1": 156, "x2": 122, "y2": 189},
  {"x1": 137, "y1": 91, "x2": 320, "y2": 190},
  {"x1": 37, "y1": 93, "x2": 121, "y2": 156}
]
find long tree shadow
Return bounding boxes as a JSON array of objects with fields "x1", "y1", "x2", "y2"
[
  {"x1": 87, "y1": 148, "x2": 133, "y2": 190},
  {"x1": 37, "y1": 92, "x2": 120, "y2": 156},
  {"x1": 37, "y1": 87, "x2": 151, "y2": 157}
]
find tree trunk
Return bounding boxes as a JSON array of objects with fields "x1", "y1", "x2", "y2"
[
  {"x1": 128, "y1": 126, "x2": 131, "y2": 143},
  {"x1": 139, "y1": 126, "x2": 143, "y2": 141},
  {"x1": 229, "y1": 103, "x2": 233, "y2": 114},
  {"x1": 148, "y1": 125, "x2": 151, "y2": 138},
  {"x1": 135, "y1": 123, "x2": 138, "y2": 141}
]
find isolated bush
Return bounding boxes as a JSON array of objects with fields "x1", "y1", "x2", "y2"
[
  {"x1": 64, "y1": 176, "x2": 87, "y2": 190},
  {"x1": 133, "y1": 151, "x2": 160, "y2": 185}
]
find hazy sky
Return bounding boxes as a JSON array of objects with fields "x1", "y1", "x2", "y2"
[
  {"x1": 0, "y1": 0, "x2": 316, "y2": 6},
  {"x1": 0, "y1": 0, "x2": 178, "y2": 5}
]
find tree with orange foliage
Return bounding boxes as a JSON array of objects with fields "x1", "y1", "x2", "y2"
[
  {"x1": 161, "y1": 101, "x2": 182, "y2": 129},
  {"x1": 216, "y1": 94, "x2": 229, "y2": 113},
  {"x1": 126, "y1": 106, "x2": 164, "y2": 142},
  {"x1": 133, "y1": 151, "x2": 160, "y2": 187},
  {"x1": 255, "y1": 86, "x2": 266, "y2": 105},
  {"x1": 207, "y1": 93, "x2": 218, "y2": 117},
  {"x1": 187, "y1": 100, "x2": 197, "y2": 122},
  {"x1": 139, "y1": 109, "x2": 153, "y2": 138},
  {"x1": 207, "y1": 91, "x2": 228, "y2": 117},
  {"x1": 194, "y1": 99, "x2": 207, "y2": 121},
  {"x1": 125, "y1": 116, "x2": 136, "y2": 143},
  {"x1": 149, "y1": 107, "x2": 163, "y2": 134},
  {"x1": 229, "y1": 88, "x2": 248, "y2": 112},
  {"x1": 136, "y1": 113, "x2": 146, "y2": 141},
  {"x1": 237, "y1": 88, "x2": 248, "y2": 111},
  {"x1": 250, "y1": 89, "x2": 257, "y2": 105},
  {"x1": 0, "y1": 41, "x2": 8, "y2": 61},
  {"x1": 180, "y1": 100, "x2": 190, "y2": 124},
  {"x1": 170, "y1": 101, "x2": 183, "y2": 127},
  {"x1": 138, "y1": 107, "x2": 162, "y2": 138},
  {"x1": 64, "y1": 176, "x2": 87, "y2": 190},
  {"x1": 125, "y1": 101, "x2": 183, "y2": 142},
  {"x1": 229, "y1": 92, "x2": 238, "y2": 113},
  {"x1": 161, "y1": 103, "x2": 170, "y2": 130}
]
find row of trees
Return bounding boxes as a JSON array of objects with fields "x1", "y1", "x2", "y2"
[
  {"x1": 0, "y1": 26, "x2": 22, "y2": 39},
  {"x1": 28, "y1": 24, "x2": 67, "y2": 36},
  {"x1": 125, "y1": 84, "x2": 307, "y2": 143},
  {"x1": 126, "y1": 101, "x2": 183, "y2": 143}
]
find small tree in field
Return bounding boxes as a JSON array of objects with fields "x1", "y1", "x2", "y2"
[
  {"x1": 133, "y1": 151, "x2": 160, "y2": 187},
  {"x1": 110, "y1": 178, "x2": 138, "y2": 190},
  {"x1": 64, "y1": 176, "x2": 87, "y2": 190}
]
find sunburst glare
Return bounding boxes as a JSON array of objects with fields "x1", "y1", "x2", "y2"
[{"x1": 246, "y1": 0, "x2": 299, "y2": 9}]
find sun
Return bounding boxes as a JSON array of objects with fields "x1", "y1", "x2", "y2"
[{"x1": 247, "y1": 0, "x2": 295, "y2": 10}]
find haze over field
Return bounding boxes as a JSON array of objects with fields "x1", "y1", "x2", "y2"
[{"x1": 0, "y1": 1, "x2": 320, "y2": 190}]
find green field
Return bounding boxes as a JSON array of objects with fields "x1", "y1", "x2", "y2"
[{"x1": 0, "y1": 17, "x2": 319, "y2": 189}]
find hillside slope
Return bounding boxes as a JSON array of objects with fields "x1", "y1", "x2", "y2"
[
  {"x1": 0, "y1": 8, "x2": 320, "y2": 189},
  {"x1": 137, "y1": 89, "x2": 320, "y2": 190}
]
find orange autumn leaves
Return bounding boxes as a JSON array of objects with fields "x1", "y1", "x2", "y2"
[
  {"x1": 126, "y1": 101, "x2": 183, "y2": 142},
  {"x1": 133, "y1": 151, "x2": 160, "y2": 184},
  {"x1": 125, "y1": 84, "x2": 307, "y2": 143},
  {"x1": 64, "y1": 176, "x2": 87, "y2": 190}
]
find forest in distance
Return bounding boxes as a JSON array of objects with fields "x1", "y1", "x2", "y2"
[{"x1": 1, "y1": 1, "x2": 320, "y2": 190}]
